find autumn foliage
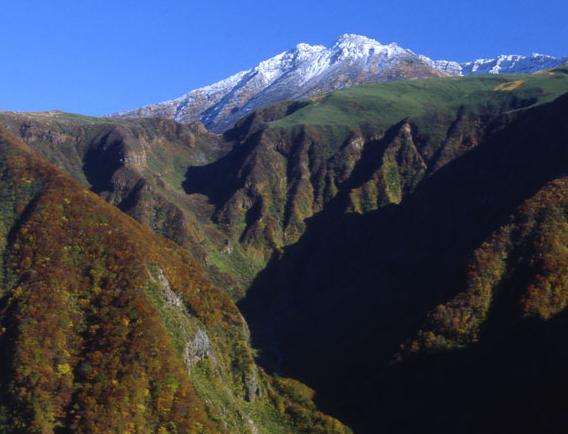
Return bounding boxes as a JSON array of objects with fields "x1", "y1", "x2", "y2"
[{"x1": 0, "y1": 128, "x2": 350, "y2": 433}]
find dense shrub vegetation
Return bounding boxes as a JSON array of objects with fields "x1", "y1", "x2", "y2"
[{"x1": 0, "y1": 129, "x2": 349, "y2": 433}]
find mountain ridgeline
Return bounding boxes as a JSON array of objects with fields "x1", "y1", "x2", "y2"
[
  {"x1": 0, "y1": 62, "x2": 567, "y2": 433},
  {"x1": 114, "y1": 34, "x2": 568, "y2": 132}
]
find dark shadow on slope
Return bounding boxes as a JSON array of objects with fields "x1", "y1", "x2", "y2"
[
  {"x1": 239, "y1": 93, "x2": 568, "y2": 433},
  {"x1": 83, "y1": 128, "x2": 128, "y2": 194},
  {"x1": 378, "y1": 313, "x2": 568, "y2": 434},
  {"x1": 183, "y1": 130, "x2": 263, "y2": 209},
  {"x1": 222, "y1": 100, "x2": 310, "y2": 142},
  {"x1": 342, "y1": 119, "x2": 411, "y2": 190}
]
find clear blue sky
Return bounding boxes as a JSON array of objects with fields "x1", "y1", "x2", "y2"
[{"x1": 1, "y1": 0, "x2": 566, "y2": 115}]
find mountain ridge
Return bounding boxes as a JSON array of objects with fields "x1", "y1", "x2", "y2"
[{"x1": 113, "y1": 34, "x2": 567, "y2": 131}]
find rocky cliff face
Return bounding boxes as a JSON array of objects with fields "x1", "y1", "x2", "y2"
[{"x1": 6, "y1": 69, "x2": 568, "y2": 294}]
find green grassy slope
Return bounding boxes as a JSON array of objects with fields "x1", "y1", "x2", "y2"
[{"x1": 276, "y1": 72, "x2": 568, "y2": 130}]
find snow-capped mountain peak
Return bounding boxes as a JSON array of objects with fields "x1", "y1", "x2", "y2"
[
  {"x1": 113, "y1": 34, "x2": 566, "y2": 132},
  {"x1": 332, "y1": 34, "x2": 406, "y2": 60},
  {"x1": 295, "y1": 42, "x2": 327, "y2": 55}
]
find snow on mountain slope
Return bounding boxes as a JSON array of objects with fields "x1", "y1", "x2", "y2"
[
  {"x1": 419, "y1": 56, "x2": 463, "y2": 76},
  {"x1": 421, "y1": 53, "x2": 566, "y2": 77},
  {"x1": 460, "y1": 53, "x2": 565, "y2": 75},
  {"x1": 114, "y1": 34, "x2": 443, "y2": 132},
  {"x1": 113, "y1": 34, "x2": 566, "y2": 132}
]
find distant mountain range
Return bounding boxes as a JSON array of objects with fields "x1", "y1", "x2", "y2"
[{"x1": 113, "y1": 34, "x2": 567, "y2": 131}]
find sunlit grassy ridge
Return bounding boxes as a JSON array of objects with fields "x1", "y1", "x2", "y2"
[{"x1": 274, "y1": 72, "x2": 568, "y2": 131}]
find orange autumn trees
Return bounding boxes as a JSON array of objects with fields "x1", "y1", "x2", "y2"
[
  {"x1": 403, "y1": 177, "x2": 568, "y2": 356},
  {"x1": 0, "y1": 128, "x2": 350, "y2": 433},
  {"x1": 0, "y1": 128, "x2": 216, "y2": 433}
]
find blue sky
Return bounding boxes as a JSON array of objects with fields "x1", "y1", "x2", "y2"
[{"x1": 1, "y1": 0, "x2": 566, "y2": 115}]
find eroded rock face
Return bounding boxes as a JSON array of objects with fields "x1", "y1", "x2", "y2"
[
  {"x1": 244, "y1": 365, "x2": 261, "y2": 402},
  {"x1": 149, "y1": 266, "x2": 217, "y2": 371},
  {"x1": 185, "y1": 113, "x2": 488, "y2": 260},
  {"x1": 0, "y1": 112, "x2": 248, "y2": 294},
  {"x1": 184, "y1": 328, "x2": 216, "y2": 371},
  {"x1": 154, "y1": 267, "x2": 185, "y2": 309}
]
